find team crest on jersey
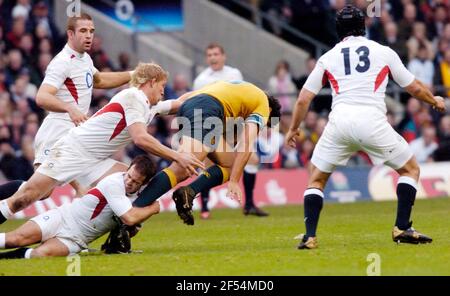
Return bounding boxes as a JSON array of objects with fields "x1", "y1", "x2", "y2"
[{"x1": 86, "y1": 72, "x2": 93, "y2": 88}]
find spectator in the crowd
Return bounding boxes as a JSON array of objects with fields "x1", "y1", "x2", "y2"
[
  {"x1": 193, "y1": 42, "x2": 243, "y2": 90},
  {"x1": 434, "y1": 48, "x2": 450, "y2": 98},
  {"x1": 0, "y1": 93, "x2": 13, "y2": 121},
  {"x1": 28, "y1": 1, "x2": 60, "y2": 43},
  {"x1": 17, "y1": 68, "x2": 37, "y2": 99},
  {"x1": 293, "y1": 57, "x2": 316, "y2": 89},
  {"x1": 398, "y1": 3, "x2": 419, "y2": 41},
  {"x1": 18, "y1": 33, "x2": 34, "y2": 67},
  {"x1": 5, "y1": 49, "x2": 25, "y2": 85},
  {"x1": 299, "y1": 137, "x2": 314, "y2": 167},
  {"x1": 10, "y1": 111, "x2": 24, "y2": 149},
  {"x1": 435, "y1": 38, "x2": 449, "y2": 65},
  {"x1": 433, "y1": 115, "x2": 450, "y2": 161},
  {"x1": 118, "y1": 52, "x2": 131, "y2": 71},
  {"x1": 30, "y1": 52, "x2": 52, "y2": 86},
  {"x1": 90, "y1": 35, "x2": 113, "y2": 70},
  {"x1": 409, "y1": 125, "x2": 438, "y2": 163},
  {"x1": 12, "y1": 0, "x2": 31, "y2": 21},
  {"x1": 310, "y1": 116, "x2": 328, "y2": 144},
  {"x1": 0, "y1": 26, "x2": 6, "y2": 53},
  {"x1": 398, "y1": 97, "x2": 422, "y2": 143},
  {"x1": 165, "y1": 73, "x2": 191, "y2": 100},
  {"x1": 406, "y1": 22, "x2": 434, "y2": 61},
  {"x1": 5, "y1": 18, "x2": 27, "y2": 50},
  {"x1": 300, "y1": 110, "x2": 318, "y2": 141},
  {"x1": 37, "y1": 37, "x2": 53, "y2": 55},
  {"x1": 34, "y1": 22, "x2": 50, "y2": 41},
  {"x1": 408, "y1": 44, "x2": 435, "y2": 88},
  {"x1": 427, "y1": 3, "x2": 449, "y2": 40},
  {"x1": 267, "y1": 60, "x2": 297, "y2": 111},
  {"x1": 0, "y1": 68, "x2": 7, "y2": 93},
  {"x1": 382, "y1": 21, "x2": 409, "y2": 63}
]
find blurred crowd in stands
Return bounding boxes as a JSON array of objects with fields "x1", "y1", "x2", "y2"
[{"x1": 0, "y1": 0, "x2": 449, "y2": 182}]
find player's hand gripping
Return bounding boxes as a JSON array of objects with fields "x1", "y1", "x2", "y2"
[
  {"x1": 432, "y1": 96, "x2": 446, "y2": 113},
  {"x1": 285, "y1": 128, "x2": 301, "y2": 148},
  {"x1": 67, "y1": 105, "x2": 88, "y2": 126},
  {"x1": 226, "y1": 181, "x2": 242, "y2": 204},
  {"x1": 175, "y1": 152, "x2": 205, "y2": 176}
]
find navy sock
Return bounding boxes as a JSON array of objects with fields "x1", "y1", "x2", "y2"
[
  {"x1": 0, "y1": 180, "x2": 24, "y2": 200},
  {"x1": 190, "y1": 165, "x2": 228, "y2": 195},
  {"x1": 395, "y1": 181, "x2": 416, "y2": 230},
  {"x1": 200, "y1": 189, "x2": 210, "y2": 212},
  {"x1": 243, "y1": 171, "x2": 256, "y2": 210},
  {"x1": 0, "y1": 212, "x2": 6, "y2": 224},
  {"x1": 0, "y1": 248, "x2": 30, "y2": 260},
  {"x1": 133, "y1": 169, "x2": 177, "y2": 207},
  {"x1": 303, "y1": 189, "x2": 324, "y2": 239}
]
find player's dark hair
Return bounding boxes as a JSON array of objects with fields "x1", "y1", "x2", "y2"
[
  {"x1": 129, "y1": 155, "x2": 156, "y2": 184},
  {"x1": 66, "y1": 12, "x2": 93, "y2": 32},
  {"x1": 266, "y1": 94, "x2": 281, "y2": 128},
  {"x1": 336, "y1": 5, "x2": 366, "y2": 40},
  {"x1": 206, "y1": 42, "x2": 225, "y2": 54}
]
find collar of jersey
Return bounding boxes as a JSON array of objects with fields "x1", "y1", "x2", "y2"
[
  {"x1": 342, "y1": 35, "x2": 367, "y2": 42},
  {"x1": 64, "y1": 43, "x2": 85, "y2": 59}
]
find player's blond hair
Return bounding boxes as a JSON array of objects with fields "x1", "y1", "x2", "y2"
[{"x1": 130, "y1": 63, "x2": 168, "y2": 88}]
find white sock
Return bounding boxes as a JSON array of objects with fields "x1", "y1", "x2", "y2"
[
  {"x1": 0, "y1": 200, "x2": 13, "y2": 219},
  {"x1": 398, "y1": 176, "x2": 418, "y2": 190},
  {"x1": 304, "y1": 188, "x2": 324, "y2": 198},
  {"x1": 244, "y1": 164, "x2": 259, "y2": 174},
  {"x1": 0, "y1": 233, "x2": 5, "y2": 248},
  {"x1": 24, "y1": 248, "x2": 33, "y2": 259}
]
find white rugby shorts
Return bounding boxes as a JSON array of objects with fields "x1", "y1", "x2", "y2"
[
  {"x1": 34, "y1": 118, "x2": 75, "y2": 165},
  {"x1": 30, "y1": 208, "x2": 87, "y2": 254},
  {"x1": 36, "y1": 136, "x2": 118, "y2": 187},
  {"x1": 311, "y1": 105, "x2": 412, "y2": 173}
]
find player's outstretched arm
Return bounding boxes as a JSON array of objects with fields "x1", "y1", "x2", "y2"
[
  {"x1": 120, "y1": 201, "x2": 160, "y2": 226},
  {"x1": 285, "y1": 88, "x2": 316, "y2": 148},
  {"x1": 404, "y1": 79, "x2": 446, "y2": 113},
  {"x1": 93, "y1": 71, "x2": 132, "y2": 89},
  {"x1": 226, "y1": 121, "x2": 260, "y2": 202},
  {"x1": 36, "y1": 84, "x2": 88, "y2": 126}
]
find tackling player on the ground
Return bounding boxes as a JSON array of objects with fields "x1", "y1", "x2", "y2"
[
  {"x1": 0, "y1": 155, "x2": 159, "y2": 259},
  {"x1": 285, "y1": 5, "x2": 446, "y2": 249},
  {"x1": 0, "y1": 62, "x2": 204, "y2": 224},
  {"x1": 0, "y1": 13, "x2": 133, "y2": 200}
]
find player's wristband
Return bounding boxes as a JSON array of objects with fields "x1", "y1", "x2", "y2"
[{"x1": 153, "y1": 100, "x2": 172, "y2": 115}]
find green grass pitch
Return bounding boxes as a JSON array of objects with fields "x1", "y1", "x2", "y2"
[{"x1": 0, "y1": 198, "x2": 449, "y2": 275}]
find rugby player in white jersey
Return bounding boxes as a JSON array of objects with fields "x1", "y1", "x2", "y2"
[
  {"x1": 285, "y1": 5, "x2": 446, "y2": 249},
  {"x1": 0, "y1": 13, "x2": 134, "y2": 201},
  {"x1": 0, "y1": 155, "x2": 159, "y2": 259},
  {"x1": 0, "y1": 62, "x2": 204, "y2": 224}
]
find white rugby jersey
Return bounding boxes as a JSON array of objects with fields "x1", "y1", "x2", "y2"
[
  {"x1": 68, "y1": 87, "x2": 156, "y2": 159},
  {"x1": 193, "y1": 65, "x2": 243, "y2": 90},
  {"x1": 42, "y1": 44, "x2": 98, "y2": 120},
  {"x1": 304, "y1": 36, "x2": 415, "y2": 113},
  {"x1": 59, "y1": 172, "x2": 137, "y2": 244}
]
